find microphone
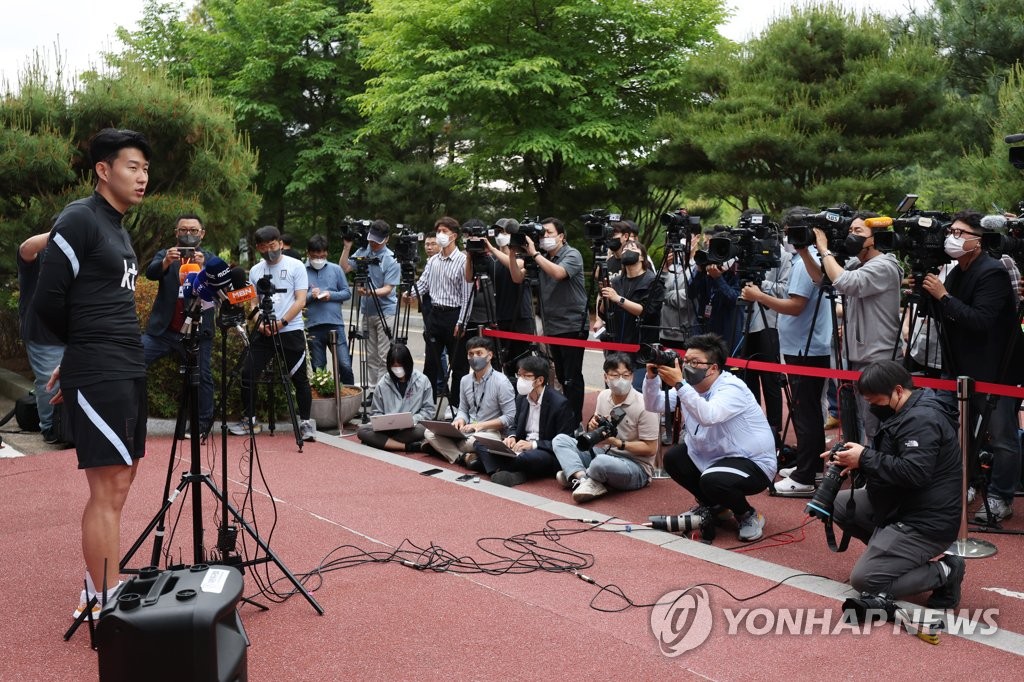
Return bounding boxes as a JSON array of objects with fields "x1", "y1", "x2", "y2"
[
  {"x1": 981, "y1": 214, "x2": 1007, "y2": 231},
  {"x1": 221, "y1": 267, "x2": 257, "y2": 305},
  {"x1": 178, "y1": 261, "x2": 201, "y2": 285},
  {"x1": 1004, "y1": 133, "x2": 1024, "y2": 144},
  {"x1": 864, "y1": 216, "x2": 893, "y2": 229},
  {"x1": 203, "y1": 256, "x2": 232, "y2": 290}
]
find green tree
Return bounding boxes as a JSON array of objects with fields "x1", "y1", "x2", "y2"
[
  {"x1": 350, "y1": 0, "x2": 726, "y2": 217},
  {"x1": 654, "y1": 5, "x2": 970, "y2": 215}
]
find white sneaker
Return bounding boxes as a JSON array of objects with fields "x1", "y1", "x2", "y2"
[
  {"x1": 737, "y1": 510, "x2": 766, "y2": 541},
  {"x1": 774, "y1": 476, "x2": 815, "y2": 496},
  {"x1": 778, "y1": 466, "x2": 796, "y2": 479},
  {"x1": 967, "y1": 486, "x2": 976, "y2": 505},
  {"x1": 228, "y1": 418, "x2": 262, "y2": 436},
  {"x1": 572, "y1": 477, "x2": 608, "y2": 503},
  {"x1": 974, "y1": 497, "x2": 1013, "y2": 525},
  {"x1": 299, "y1": 419, "x2": 316, "y2": 442}
]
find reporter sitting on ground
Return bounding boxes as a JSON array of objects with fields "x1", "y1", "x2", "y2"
[
  {"x1": 357, "y1": 343, "x2": 434, "y2": 451},
  {"x1": 551, "y1": 352, "x2": 659, "y2": 503},
  {"x1": 827, "y1": 360, "x2": 964, "y2": 609},
  {"x1": 479, "y1": 355, "x2": 576, "y2": 487},
  {"x1": 644, "y1": 334, "x2": 777, "y2": 541},
  {"x1": 422, "y1": 335, "x2": 515, "y2": 467}
]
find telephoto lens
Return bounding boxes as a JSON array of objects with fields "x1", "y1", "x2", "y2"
[
  {"x1": 805, "y1": 441, "x2": 846, "y2": 520},
  {"x1": 649, "y1": 508, "x2": 716, "y2": 542}
]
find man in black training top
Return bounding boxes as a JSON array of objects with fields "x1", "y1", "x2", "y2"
[{"x1": 33, "y1": 128, "x2": 151, "y2": 620}]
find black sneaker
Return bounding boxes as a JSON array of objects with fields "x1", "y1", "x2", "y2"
[
  {"x1": 491, "y1": 470, "x2": 528, "y2": 487},
  {"x1": 927, "y1": 555, "x2": 966, "y2": 609},
  {"x1": 42, "y1": 429, "x2": 61, "y2": 445}
]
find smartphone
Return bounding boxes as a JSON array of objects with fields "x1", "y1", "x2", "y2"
[
  {"x1": 177, "y1": 246, "x2": 196, "y2": 259},
  {"x1": 455, "y1": 473, "x2": 475, "y2": 482},
  {"x1": 419, "y1": 468, "x2": 443, "y2": 477}
]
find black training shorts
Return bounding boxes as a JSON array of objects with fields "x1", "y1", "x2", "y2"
[{"x1": 65, "y1": 377, "x2": 147, "y2": 469}]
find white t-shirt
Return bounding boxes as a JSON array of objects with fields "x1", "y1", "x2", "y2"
[{"x1": 249, "y1": 255, "x2": 308, "y2": 333}]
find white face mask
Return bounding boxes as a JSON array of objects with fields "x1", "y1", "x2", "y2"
[
  {"x1": 609, "y1": 377, "x2": 632, "y2": 396},
  {"x1": 436, "y1": 233, "x2": 451, "y2": 249},
  {"x1": 309, "y1": 258, "x2": 327, "y2": 270},
  {"x1": 943, "y1": 234, "x2": 974, "y2": 259},
  {"x1": 516, "y1": 376, "x2": 534, "y2": 396},
  {"x1": 390, "y1": 366, "x2": 406, "y2": 379},
  {"x1": 783, "y1": 238, "x2": 797, "y2": 254},
  {"x1": 495, "y1": 233, "x2": 511, "y2": 248},
  {"x1": 540, "y1": 237, "x2": 557, "y2": 252}
]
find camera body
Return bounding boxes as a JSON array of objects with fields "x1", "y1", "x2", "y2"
[
  {"x1": 784, "y1": 205, "x2": 855, "y2": 252},
  {"x1": 981, "y1": 217, "x2": 1024, "y2": 262},
  {"x1": 660, "y1": 209, "x2": 703, "y2": 243},
  {"x1": 695, "y1": 214, "x2": 782, "y2": 284},
  {"x1": 875, "y1": 210, "x2": 951, "y2": 282},
  {"x1": 575, "y1": 406, "x2": 627, "y2": 450},
  {"x1": 638, "y1": 343, "x2": 679, "y2": 367},
  {"x1": 255, "y1": 273, "x2": 285, "y2": 319},
  {"x1": 805, "y1": 441, "x2": 846, "y2": 521},
  {"x1": 340, "y1": 218, "x2": 372, "y2": 243},
  {"x1": 580, "y1": 209, "x2": 622, "y2": 245},
  {"x1": 392, "y1": 228, "x2": 422, "y2": 263},
  {"x1": 499, "y1": 217, "x2": 545, "y2": 250}
]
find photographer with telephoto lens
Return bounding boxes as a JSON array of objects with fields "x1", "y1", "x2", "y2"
[
  {"x1": 550, "y1": 352, "x2": 659, "y2": 503},
  {"x1": 644, "y1": 334, "x2": 777, "y2": 541},
  {"x1": 824, "y1": 360, "x2": 964, "y2": 609}
]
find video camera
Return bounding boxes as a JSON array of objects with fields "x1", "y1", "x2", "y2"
[
  {"x1": 255, "y1": 273, "x2": 286, "y2": 320},
  {"x1": 495, "y1": 217, "x2": 545, "y2": 250},
  {"x1": 575, "y1": 406, "x2": 627, "y2": 451},
  {"x1": 784, "y1": 204, "x2": 855, "y2": 252},
  {"x1": 980, "y1": 214, "x2": 1024, "y2": 265},
  {"x1": 339, "y1": 218, "x2": 373, "y2": 243},
  {"x1": 461, "y1": 219, "x2": 493, "y2": 256},
  {"x1": 391, "y1": 226, "x2": 423, "y2": 263},
  {"x1": 660, "y1": 209, "x2": 703, "y2": 244},
  {"x1": 695, "y1": 214, "x2": 782, "y2": 284},
  {"x1": 580, "y1": 209, "x2": 622, "y2": 248},
  {"x1": 873, "y1": 195, "x2": 951, "y2": 284}
]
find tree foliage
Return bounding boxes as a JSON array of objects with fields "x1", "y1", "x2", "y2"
[{"x1": 654, "y1": 5, "x2": 971, "y2": 215}]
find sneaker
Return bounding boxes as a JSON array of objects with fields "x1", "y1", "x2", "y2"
[
  {"x1": 491, "y1": 470, "x2": 528, "y2": 487},
  {"x1": 228, "y1": 418, "x2": 262, "y2": 436},
  {"x1": 774, "y1": 476, "x2": 815, "y2": 496},
  {"x1": 72, "y1": 589, "x2": 101, "y2": 620},
  {"x1": 299, "y1": 419, "x2": 316, "y2": 442},
  {"x1": 572, "y1": 477, "x2": 608, "y2": 503},
  {"x1": 966, "y1": 486, "x2": 975, "y2": 505},
  {"x1": 973, "y1": 497, "x2": 1013, "y2": 525},
  {"x1": 556, "y1": 470, "x2": 581, "y2": 489},
  {"x1": 737, "y1": 510, "x2": 766, "y2": 541},
  {"x1": 824, "y1": 415, "x2": 840, "y2": 430},
  {"x1": 778, "y1": 466, "x2": 796, "y2": 479},
  {"x1": 42, "y1": 429, "x2": 61, "y2": 445},
  {"x1": 699, "y1": 504, "x2": 736, "y2": 527},
  {"x1": 927, "y1": 555, "x2": 966, "y2": 609}
]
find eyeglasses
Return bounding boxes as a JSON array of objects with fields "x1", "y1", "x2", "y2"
[
  {"x1": 605, "y1": 373, "x2": 632, "y2": 380},
  {"x1": 176, "y1": 227, "x2": 202, "y2": 236},
  {"x1": 681, "y1": 359, "x2": 711, "y2": 368},
  {"x1": 947, "y1": 228, "x2": 980, "y2": 239}
]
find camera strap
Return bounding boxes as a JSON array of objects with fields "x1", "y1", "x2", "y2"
[{"x1": 822, "y1": 491, "x2": 856, "y2": 553}]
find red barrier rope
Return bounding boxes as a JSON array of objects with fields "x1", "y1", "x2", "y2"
[{"x1": 479, "y1": 328, "x2": 1024, "y2": 399}]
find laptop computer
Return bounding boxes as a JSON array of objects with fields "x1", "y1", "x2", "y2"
[
  {"x1": 471, "y1": 435, "x2": 518, "y2": 458},
  {"x1": 370, "y1": 412, "x2": 415, "y2": 432},
  {"x1": 420, "y1": 420, "x2": 469, "y2": 440}
]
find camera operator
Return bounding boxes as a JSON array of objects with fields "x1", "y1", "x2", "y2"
[
  {"x1": 305, "y1": 234, "x2": 354, "y2": 384},
  {"x1": 595, "y1": 239, "x2": 658, "y2": 388},
  {"x1": 465, "y1": 219, "x2": 536, "y2": 374},
  {"x1": 522, "y1": 218, "x2": 588, "y2": 427},
  {"x1": 644, "y1": 334, "x2": 777, "y2": 541},
  {"x1": 140, "y1": 213, "x2": 216, "y2": 438},
  {"x1": 800, "y1": 212, "x2": 903, "y2": 443},
  {"x1": 919, "y1": 210, "x2": 1023, "y2": 524},
  {"x1": 422, "y1": 336, "x2": 515, "y2": 466},
  {"x1": 356, "y1": 343, "x2": 435, "y2": 451},
  {"x1": 404, "y1": 217, "x2": 473, "y2": 406},
  {"x1": 340, "y1": 220, "x2": 401, "y2": 385},
  {"x1": 691, "y1": 227, "x2": 744, "y2": 353},
  {"x1": 658, "y1": 236, "x2": 701, "y2": 348},
  {"x1": 826, "y1": 360, "x2": 964, "y2": 608},
  {"x1": 740, "y1": 207, "x2": 833, "y2": 495},
  {"x1": 231, "y1": 226, "x2": 315, "y2": 441},
  {"x1": 550, "y1": 352, "x2": 659, "y2": 503},
  {"x1": 478, "y1": 355, "x2": 576, "y2": 487}
]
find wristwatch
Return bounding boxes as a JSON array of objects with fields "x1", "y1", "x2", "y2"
[
  {"x1": 821, "y1": 251, "x2": 834, "y2": 259},
  {"x1": 619, "y1": 438, "x2": 627, "y2": 450},
  {"x1": 674, "y1": 381, "x2": 684, "y2": 391},
  {"x1": 618, "y1": 296, "x2": 626, "y2": 306}
]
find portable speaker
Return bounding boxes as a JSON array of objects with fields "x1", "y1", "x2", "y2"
[{"x1": 96, "y1": 565, "x2": 249, "y2": 682}]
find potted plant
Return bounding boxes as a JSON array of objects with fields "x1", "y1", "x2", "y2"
[{"x1": 309, "y1": 368, "x2": 338, "y2": 428}]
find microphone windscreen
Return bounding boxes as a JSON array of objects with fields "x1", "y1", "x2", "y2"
[
  {"x1": 179, "y1": 261, "x2": 201, "y2": 285},
  {"x1": 204, "y1": 256, "x2": 232, "y2": 289},
  {"x1": 864, "y1": 217, "x2": 893, "y2": 229},
  {"x1": 980, "y1": 214, "x2": 1007, "y2": 231}
]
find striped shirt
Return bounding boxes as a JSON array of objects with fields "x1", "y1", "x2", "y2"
[{"x1": 415, "y1": 248, "x2": 473, "y2": 322}]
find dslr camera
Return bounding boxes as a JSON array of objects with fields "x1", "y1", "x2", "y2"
[
  {"x1": 638, "y1": 343, "x2": 679, "y2": 367},
  {"x1": 805, "y1": 441, "x2": 847, "y2": 521},
  {"x1": 649, "y1": 507, "x2": 717, "y2": 542},
  {"x1": 784, "y1": 205, "x2": 855, "y2": 251},
  {"x1": 575, "y1": 406, "x2": 627, "y2": 450}
]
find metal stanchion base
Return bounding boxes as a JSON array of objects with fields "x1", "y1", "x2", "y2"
[
  {"x1": 650, "y1": 469, "x2": 672, "y2": 480},
  {"x1": 946, "y1": 537, "x2": 998, "y2": 559}
]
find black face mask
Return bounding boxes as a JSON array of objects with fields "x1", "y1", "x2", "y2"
[
  {"x1": 868, "y1": 392, "x2": 899, "y2": 422},
  {"x1": 177, "y1": 233, "x2": 201, "y2": 248},
  {"x1": 621, "y1": 250, "x2": 640, "y2": 267},
  {"x1": 844, "y1": 234, "x2": 867, "y2": 256},
  {"x1": 607, "y1": 238, "x2": 623, "y2": 253}
]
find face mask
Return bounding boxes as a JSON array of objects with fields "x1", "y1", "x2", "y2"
[
  {"x1": 944, "y1": 235, "x2": 969, "y2": 259},
  {"x1": 436, "y1": 233, "x2": 451, "y2": 249},
  {"x1": 844, "y1": 234, "x2": 867, "y2": 256},
  {"x1": 390, "y1": 366, "x2": 406, "y2": 380},
  {"x1": 261, "y1": 248, "x2": 282, "y2": 263},
  {"x1": 539, "y1": 237, "x2": 557, "y2": 252},
  {"x1": 783, "y1": 238, "x2": 797, "y2": 255},
  {"x1": 495, "y1": 233, "x2": 511, "y2": 248},
  {"x1": 516, "y1": 377, "x2": 534, "y2": 396},
  {"x1": 177, "y1": 233, "x2": 200, "y2": 248},
  {"x1": 468, "y1": 355, "x2": 490, "y2": 372},
  {"x1": 869, "y1": 391, "x2": 899, "y2": 421},
  {"x1": 607, "y1": 237, "x2": 623, "y2": 253},
  {"x1": 309, "y1": 258, "x2": 327, "y2": 270},
  {"x1": 684, "y1": 364, "x2": 709, "y2": 386},
  {"x1": 609, "y1": 377, "x2": 632, "y2": 396},
  {"x1": 621, "y1": 250, "x2": 641, "y2": 267}
]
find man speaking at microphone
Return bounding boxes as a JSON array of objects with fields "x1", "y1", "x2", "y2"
[
  {"x1": 799, "y1": 212, "x2": 903, "y2": 443},
  {"x1": 141, "y1": 213, "x2": 217, "y2": 439}
]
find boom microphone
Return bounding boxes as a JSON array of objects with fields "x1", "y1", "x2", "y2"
[
  {"x1": 864, "y1": 216, "x2": 893, "y2": 229},
  {"x1": 1004, "y1": 133, "x2": 1024, "y2": 144},
  {"x1": 981, "y1": 214, "x2": 1008, "y2": 231}
]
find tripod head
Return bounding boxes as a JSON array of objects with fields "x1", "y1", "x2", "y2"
[{"x1": 255, "y1": 274, "x2": 285, "y2": 322}]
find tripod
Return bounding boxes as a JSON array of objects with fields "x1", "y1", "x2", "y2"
[{"x1": 346, "y1": 261, "x2": 394, "y2": 423}]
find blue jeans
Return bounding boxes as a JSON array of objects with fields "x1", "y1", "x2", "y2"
[
  {"x1": 26, "y1": 341, "x2": 64, "y2": 431},
  {"x1": 142, "y1": 330, "x2": 214, "y2": 427},
  {"x1": 551, "y1": 433, "x2": 649, "y2": 491},
  {"x1": 306, "y1": 324, "x2": 354, "y2": 385}
]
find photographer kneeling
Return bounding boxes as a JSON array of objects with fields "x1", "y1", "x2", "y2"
[
  {"x1": 644, "y1": 334, "x2": 777, "y2": 541},
  {"x1": 826, "y1": 360, "x2": 964, "y2": 609},
  {"x1": 551, "y1": 352, "x2": 659, "y2": 503}
]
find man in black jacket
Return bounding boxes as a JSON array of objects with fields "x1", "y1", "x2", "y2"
[
  {"x1": 478, "y1": 355, "x2": 576, "y2": 487},
  {"x1": 827, "y1": 361, "x2": 965, "y2": 609}
]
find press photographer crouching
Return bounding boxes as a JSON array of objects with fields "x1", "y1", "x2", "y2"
[
  {"x1": 822, "y1": 360, "x2": 965, "y2": 609},
  {"x1": 357, "y1": 343, "x2": 434, "y2": 451},
  {"x1": 643, "y1": 334, "x2": 777, "y2": 542}
]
